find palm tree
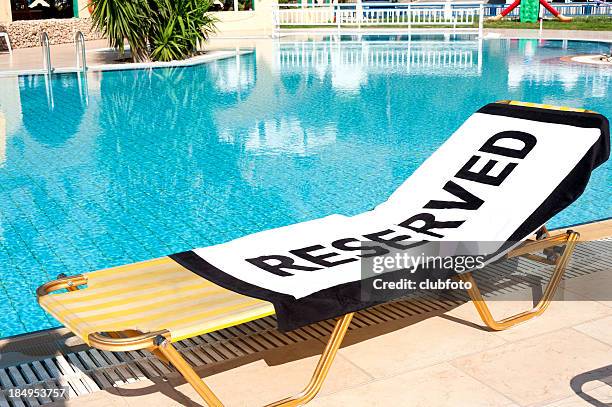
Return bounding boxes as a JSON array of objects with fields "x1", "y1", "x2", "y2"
[{"x1": 89, "y1": 0, "x2": 216, "y2": 62}]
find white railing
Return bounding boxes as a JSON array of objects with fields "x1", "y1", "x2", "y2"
[
  {"x1": 484, "y1": 1, "x2": 612, "y2": 17},
  {"x1": 274, "y1": 2, "x2": 485, "y2": 36},
  {"x1": 275, "y1": 6, "x2": 334, "y2": 25}
]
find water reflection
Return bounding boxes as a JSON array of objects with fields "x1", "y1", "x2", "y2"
[
  {"x1": 76, "y1": 71, "x2": 89, "y2": 107},
  {"x1": 0, "y1": 111, "x2": 5, "y2": 167},
  {"x1": 0, "y1": 38, "x2": 611, "y2": 338},
  {"x1": 507, "y1": 39, "x2": 612, "y2": 94},
  {"x1": 277, "y1": 37, "x2": 483, "y2": 88},
  {"x1": 209, "y1": 51, "x2": 257, "y2": 95},
  {"x1": 18, "y1": 74, "x2": 87, "y2": 147}
]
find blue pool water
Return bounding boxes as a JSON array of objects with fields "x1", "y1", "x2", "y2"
[{"x1": 0, "y1": 36, "x2": 610, "y2": 338}]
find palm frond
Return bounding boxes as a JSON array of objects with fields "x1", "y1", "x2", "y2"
[{"x1": 90, "y1": 0, "x2": 217, "y2": 62}]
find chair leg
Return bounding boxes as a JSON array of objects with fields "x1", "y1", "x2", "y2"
[
  {"x1": 155, "y1": 337, "x2": 224, "y2": 407},
  {"x1": 458, "y1": 231, "x2": 579, "y2": 331},
  {"x1": 265, "y1": 313, "x2": 354, "y2": 407},
  {"x1": 154, "y1": 313, "x2": 354, "y2": 407}
]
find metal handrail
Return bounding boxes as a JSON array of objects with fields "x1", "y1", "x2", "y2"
[
  {"x1": 75, "y1": 31, "x2": 87, "y2": 73},
  {"x1": 40, "y1": 31, "x2": 52, "y2": 76}
]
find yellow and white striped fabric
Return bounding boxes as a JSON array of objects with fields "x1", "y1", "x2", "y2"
[
  {"x1": 506, "y1": 100, "x2": 588, "y2": 113},
  {"x1": 38, "y1": 257, "x2": 275, "y2": 344}
]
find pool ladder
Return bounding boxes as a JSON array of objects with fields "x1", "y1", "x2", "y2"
[
  {"x1": 40, "y1": 31, "x2": 87, "y2": 74},
  {"x1": 75, "y1": 31, "x2": 87, "y2": 73},
  {"x1": 40, "y1": 31, "x2": 53, "y2": 75},
  {"x1": 39, "y1": 32, "x2": 55, "y2": 110},
  {"x1": 75, "y1": 31, "x2": 89, "y2": 106}
]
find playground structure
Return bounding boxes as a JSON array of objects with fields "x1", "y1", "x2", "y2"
[{"x1": 489, "y1": 0, "x2": 572, "y2": 22}]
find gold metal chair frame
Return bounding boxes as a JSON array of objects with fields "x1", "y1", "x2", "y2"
[{"x1": 36, "y1": 228, "x2": 579, "y2": 407}]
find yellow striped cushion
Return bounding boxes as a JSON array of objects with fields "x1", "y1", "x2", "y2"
[
  {"x1": 38, "y1": 257, "x2": 275, "y2": 344},
  {"x1": 507, "y1": 101, "x2": 587, "y2": 113}
]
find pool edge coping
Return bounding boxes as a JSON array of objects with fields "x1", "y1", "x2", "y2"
[
  {"x1": 273, "y1": 28, "x2": 612, "y2": 43},
  {"x1": 1, "y1": 30, "x2": 611, "y2": 77},
  {"x1": 0, "y1": 48, "x2": 254, "y2": 78}
]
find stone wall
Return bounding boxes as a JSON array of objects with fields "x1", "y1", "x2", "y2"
[{"x1": 0, "y1": 18, "x2": 103, "y2": 49}]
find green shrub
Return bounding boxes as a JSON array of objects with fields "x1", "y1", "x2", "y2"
[{"x1": 90, "y1": 0, "x2": 217, "y2": 62}]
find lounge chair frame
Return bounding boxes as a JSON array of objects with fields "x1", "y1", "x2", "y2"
[
  {"x1": 36, "y1": 228, "x2": 579, "y2": 406},
  {"x1": 0, "y1": 32, "x2": 11, "y2": 55}
]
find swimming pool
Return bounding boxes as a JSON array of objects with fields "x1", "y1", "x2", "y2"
[{"x1": 0, "y1": 36, "x2": 610, "y2": 338}]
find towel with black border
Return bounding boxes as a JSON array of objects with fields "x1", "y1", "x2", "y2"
[{"x1": 171, "y1": 102, "x2": 610, "y2": 331}]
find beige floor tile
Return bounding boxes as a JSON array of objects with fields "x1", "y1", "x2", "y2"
[
  {"x1": 132, "y1": 339, "x2": 374, "y2": 407},
  {"x1": 309, "y1": 362, "x2": 518, "y2": 407},
  {"x1": 337, "y1": 315, "x2": 507, "y2": 379},
  {"x1": 540, "y1": 384, "x2": 612, "y2": 407},
  {"x1": 90, "y1": 338, "x2": 372, "y2": 407},
  {"x1": 451, "y1": 329, "x2": 612, "y2": 406},
  {"x1": 562, "y1": 270, "x2": 612, "y2": 309},
  {"x1": 0, "y1": 40, "x2": 111, "y2": 71},
  {"x1": 446, "y1": 288, "x2": 611, "y2": 343},
  {"x1": 0, "y1": 37, "x2": 253, "y2": 72},
  {"x1": 574, "y1": 316, "x2": 612, "y2": 346},
  {"x1": 48, "y1": 390, "x2": 130, "y2": 406},
  {"x1": 116, "y1": 379, "x2": 194, "y2": 407}
]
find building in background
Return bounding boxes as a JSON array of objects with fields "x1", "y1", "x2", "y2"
[{"x1": 1, "y1": 0, "x2": 90, "y2": 23}]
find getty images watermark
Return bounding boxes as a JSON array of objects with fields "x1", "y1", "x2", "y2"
[
  {"x1": 371, "y1": 252, "x2": 484, "y2": 290},
  {"x1": 359, "y1": 242, "x2": 496, "y2": 301},
  {"x1": 357, "y1": 239, "x2": 610, "y2": 303}
]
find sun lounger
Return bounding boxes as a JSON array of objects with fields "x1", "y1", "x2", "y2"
[
  {"x1": 0, "y1": 32, "x2": 11, "y2": 55},
  {"x1": 38, "y1": 101, "x2": 610, "y2": 406}
]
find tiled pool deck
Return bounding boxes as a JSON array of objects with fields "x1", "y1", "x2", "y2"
[{"x1": 0, "y1": 220, "x2": 609, "y2": 407}]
